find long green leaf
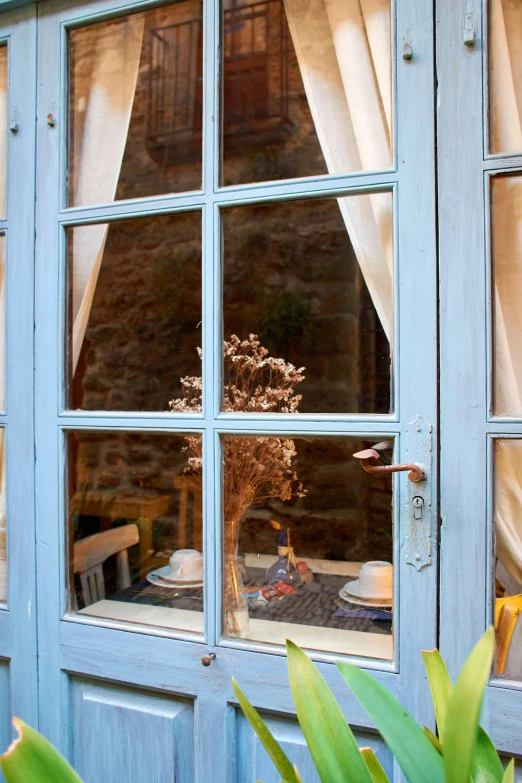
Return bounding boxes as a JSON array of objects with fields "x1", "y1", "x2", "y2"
[
  {"x1": 501, "y1": 759, "x2": 515, "y2": 783},
  {"x1": 286, "y1": 640, "x2": 373, "y2": 783},
  {"x1": 338, "y1": 662, "x2": 445, "y2": 783},
  {"x1": 423, "y1": 726, "x2": 442, "y2": 754},
  {"x1": 422, "y1": 649, "x2": 453, "y2": 743},
  {"x1": 0, "y1": 719, "x2": 83, "y2": 783},
  {"x1": 473, "y1": 728, "x2": 504, "y2": 783},
  {"x1": 443, "y1": 627, "x2": 495, "y2": 783},
  {"x1": 360, "y1": 747, "x2": 390, "y2": 783},
  {"x1": 232, "y1": 678, "x2": 301, "y2": 783}
]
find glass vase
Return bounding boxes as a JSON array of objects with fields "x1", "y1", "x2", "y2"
[{"x1": 224, "y1": 556, "x2": 249, "y2": 638}]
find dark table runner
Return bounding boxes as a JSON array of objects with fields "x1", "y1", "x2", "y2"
[{"x1": 113, "y1": 566, "x2": 392, "y2": 636}]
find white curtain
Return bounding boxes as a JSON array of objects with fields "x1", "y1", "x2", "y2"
[
  {"x1": 282, "y1": 0, "x2": 393, "y2": 340},
  {"x1": 491, "y1": 0, "x2": 522, "y2": 586},
  {"x1": 71, "y1": 15, "x2": 144, "y2": 372}
]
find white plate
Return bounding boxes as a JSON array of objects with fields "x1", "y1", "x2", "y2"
[
  {"x1": 151, "y1": 565, "x2": 203, "y2": 584},
  {"x1": 339, "y1": 580, "x2": 392, "y2": 609},
  {"x1": 147, "y1": 567, "x2": 203, "y2": 590},
  {"x1": 338, "y1": 589, "x2": 392, "y2": 609}
]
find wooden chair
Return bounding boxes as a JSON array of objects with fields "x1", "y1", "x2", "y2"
[
  {"x1": 174, "y1": 474, "x2": 202, "y2": 550},
  {"x1": 495, "y1": 594, "x2": 522, "y2": 674},
  {"x1": 73, "y1": 523, "x2": 139, "y2": 608}
]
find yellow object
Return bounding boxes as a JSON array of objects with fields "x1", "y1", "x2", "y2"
[{"x1": 495, "y1": 594, "x2": 522, "y2": 674}]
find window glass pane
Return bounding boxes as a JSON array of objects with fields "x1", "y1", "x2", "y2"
[
  {"x1": 493, "y1": 439, "x2": 522, "y2": 678},
  {"x1": 489, "y1": 0, "x2": 522, "y2": 156},
  {"x1": 67, "y1": 212, "x2": 202, "y2": 412},
  {"x1": 221, "y1": 435, "x2": 394, "y2": 660},
  {"x1": 0, "y1": 428, "x2": 6, "y2": 605},
  {"x1": 221, "y1": 0, "x2": 392, "y2": 186},
  {"x1": 0, "y1": 235, "x2": 5, "y2": 412},
  {"x1": 0, "y1": 46, "x2": 7, "y2": 216},
  {"x1": 219, "y1": 195, "x2": 393, "y2": 414},
  {"x1": 68, "y1": 0, "x2": 203, "y2": 208},
  {"x1": 68, "y1": 430, "x2": 203, "y2": 636},
  {"x1": 492, "y1": 175, "x2": 522, "y2": 417}
]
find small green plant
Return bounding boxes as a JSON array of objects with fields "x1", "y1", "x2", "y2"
[
  {"x1": 0, "y1": 718, "x2": 83, "y2": 782},
  {"x1": 233, "y1": 627, "x2": 515, "y2": 783}
]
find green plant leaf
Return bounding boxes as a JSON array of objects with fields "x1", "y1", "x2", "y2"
[
  {"x1": 337, "y1": 662, "x2": 444, "y2": 783},
  {"x1": 443, "y1": 627, "x2": 495, "y2": 783},
  {"x1": 286, "y1": 640, "x2": 373, "y2": 783},
  {"x1": 501, "y1": 759, "x2": 515, "y2": 783},
  {"x1": 473, "y1": 728, "x2": 504, "y2": 783},
  {"x1": 233, "y1": 678, "x2": 301, "y2": 783},
  {"x1": 360, "y1": 747, "x2": 390, "y2": 783},
  {"x1": 0, "y1": 718, "x2": 83, "y2": 783},
  {"x1": 422, "y1": 648, "x2": 453, "y2": 743},
  {"x1": 423, "y1": 726, "x2": 442, "y2": 754}
]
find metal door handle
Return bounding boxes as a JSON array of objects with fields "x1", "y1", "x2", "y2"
[{"x1": 353, "y1": 445, "x2": 425, "y2": 483}]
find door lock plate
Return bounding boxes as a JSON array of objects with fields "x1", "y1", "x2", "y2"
[{"x1": 404, "y1": 416, "x2": 433, "y2": 571}]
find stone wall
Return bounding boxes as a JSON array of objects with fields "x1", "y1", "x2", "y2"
[{"x1": 69, "y1": 0, "x2": 392, "y2": 564}]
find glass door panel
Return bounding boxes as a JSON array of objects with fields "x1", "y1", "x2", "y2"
[
  {"x1": 66, "y1": 213, "x2": 202, "y2": 412},
  {"x1": 489, "y1": 0, "x2": 522, "y2": 157},
  {"x1": 67, "y1": 429, "x2": 204, "y2": 635},
  {"x1": 221, "y1": 193, "x2": 393, "y2": 414},
  {"x1": 492, "y1": 174, "x2": 522, "y2": 417},
  {"x1": 221, "y1": 434, "x2": 394, "y2": 660},
  {"x1": 68, "y1": 0, "x2": 203, "y2": 207},
  {"x1": 493, "y1": 438, "x2": 522, "y2": 680},
  {"x1": 220, "y1": 0, "x2": 393, "y2": 186}
]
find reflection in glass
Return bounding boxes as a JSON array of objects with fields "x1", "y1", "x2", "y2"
[
  {"x1": 68, "y1": 0, "x2": 203, "y2": 207},
  {"x1": 220, "y1": 435, "x2": 394, "y2": 660},
  {"x1": 0, "y1": 429, "x2": 6, "y2": 604},
  {"x1": 221, "y1": 0, "x2": 392, "y2": 186},
  {"x1": 67, "y1": 212, "x2": 202, "y2": 412},
  {"x1": 494, "y1": 439, "x2": 522, "y2": 678},
  {"x1": 222, "y1": 196, "x2": 393, "y2": 414},
  {"x1": 0, "y1": 235, "x2": 5, "y2": 412},
  {"x1": 489, "y1": 0, "x2": 522, "y2": 156},
  {"x1": 68, "y1": 431, "x2": 203, "y2": 635},
  {"x1": 492, "y1": 176, "x2": 522, "y2": 417},
  {"x1": 0, "y1": 46, "x2": 7, "y2": 216}
]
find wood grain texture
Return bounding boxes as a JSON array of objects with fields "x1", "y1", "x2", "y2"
[
  {"x1": 0, "y1": 3, "x2": 38, "y2": 735},
  {"x1": 70, "y1": 678, "x2": 195, "y2": 783}
]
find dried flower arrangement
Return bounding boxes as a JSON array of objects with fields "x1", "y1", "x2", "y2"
[{"x1": 169, "y1": 334, "x2": 307, "y2": 634}]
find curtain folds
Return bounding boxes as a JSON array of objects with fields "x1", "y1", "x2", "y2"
[
  {"x1": 282, "y1": 0, "x2": 393, "y2": 340},
  {"x1": 71, "y1": 15, "x2": 144, "y2": 372},
  {"x1": 491, "y1": 0, "x2": 522, "y2": 586}
]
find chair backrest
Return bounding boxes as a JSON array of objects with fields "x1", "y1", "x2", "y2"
[{"x1": 74, "y1": 524, "x2": 139, "y2": 608}]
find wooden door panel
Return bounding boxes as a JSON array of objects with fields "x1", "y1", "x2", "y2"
[
  {"x1": 70, "y1": 679, "x2": 195, "y2": 783},
  {"x1": 235, "y1": 712, "x2": 394, "y2": 783}
]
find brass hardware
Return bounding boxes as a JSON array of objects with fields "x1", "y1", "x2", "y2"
[
  {"x1": 353, "y1": 447, "x2": 425, "y2": 483},
  {"x1": 47, "y1": 113, "x2": 55, "y2": 127},
  {"x1": 201, "y1": 652, "x2": 216, "y2": 666}
]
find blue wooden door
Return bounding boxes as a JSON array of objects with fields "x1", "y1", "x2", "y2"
[
  {"x1": 0, "y1": 3, "x2": 38, "y2": 762},
  {"x1": 438, "y1": 0, "x2": 522, "y2": 765},
  {"x1": 33, "y1": 0, "x2": 439, "y2": 779}
]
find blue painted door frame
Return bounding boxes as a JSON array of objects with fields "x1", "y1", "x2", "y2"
[{"x1": 0, "y1": 2, "x2": 38, "y2": 757}]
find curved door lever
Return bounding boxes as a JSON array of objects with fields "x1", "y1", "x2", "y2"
[{"x1": 353, "y1": 444, "x2": 425, "y2": 483}]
